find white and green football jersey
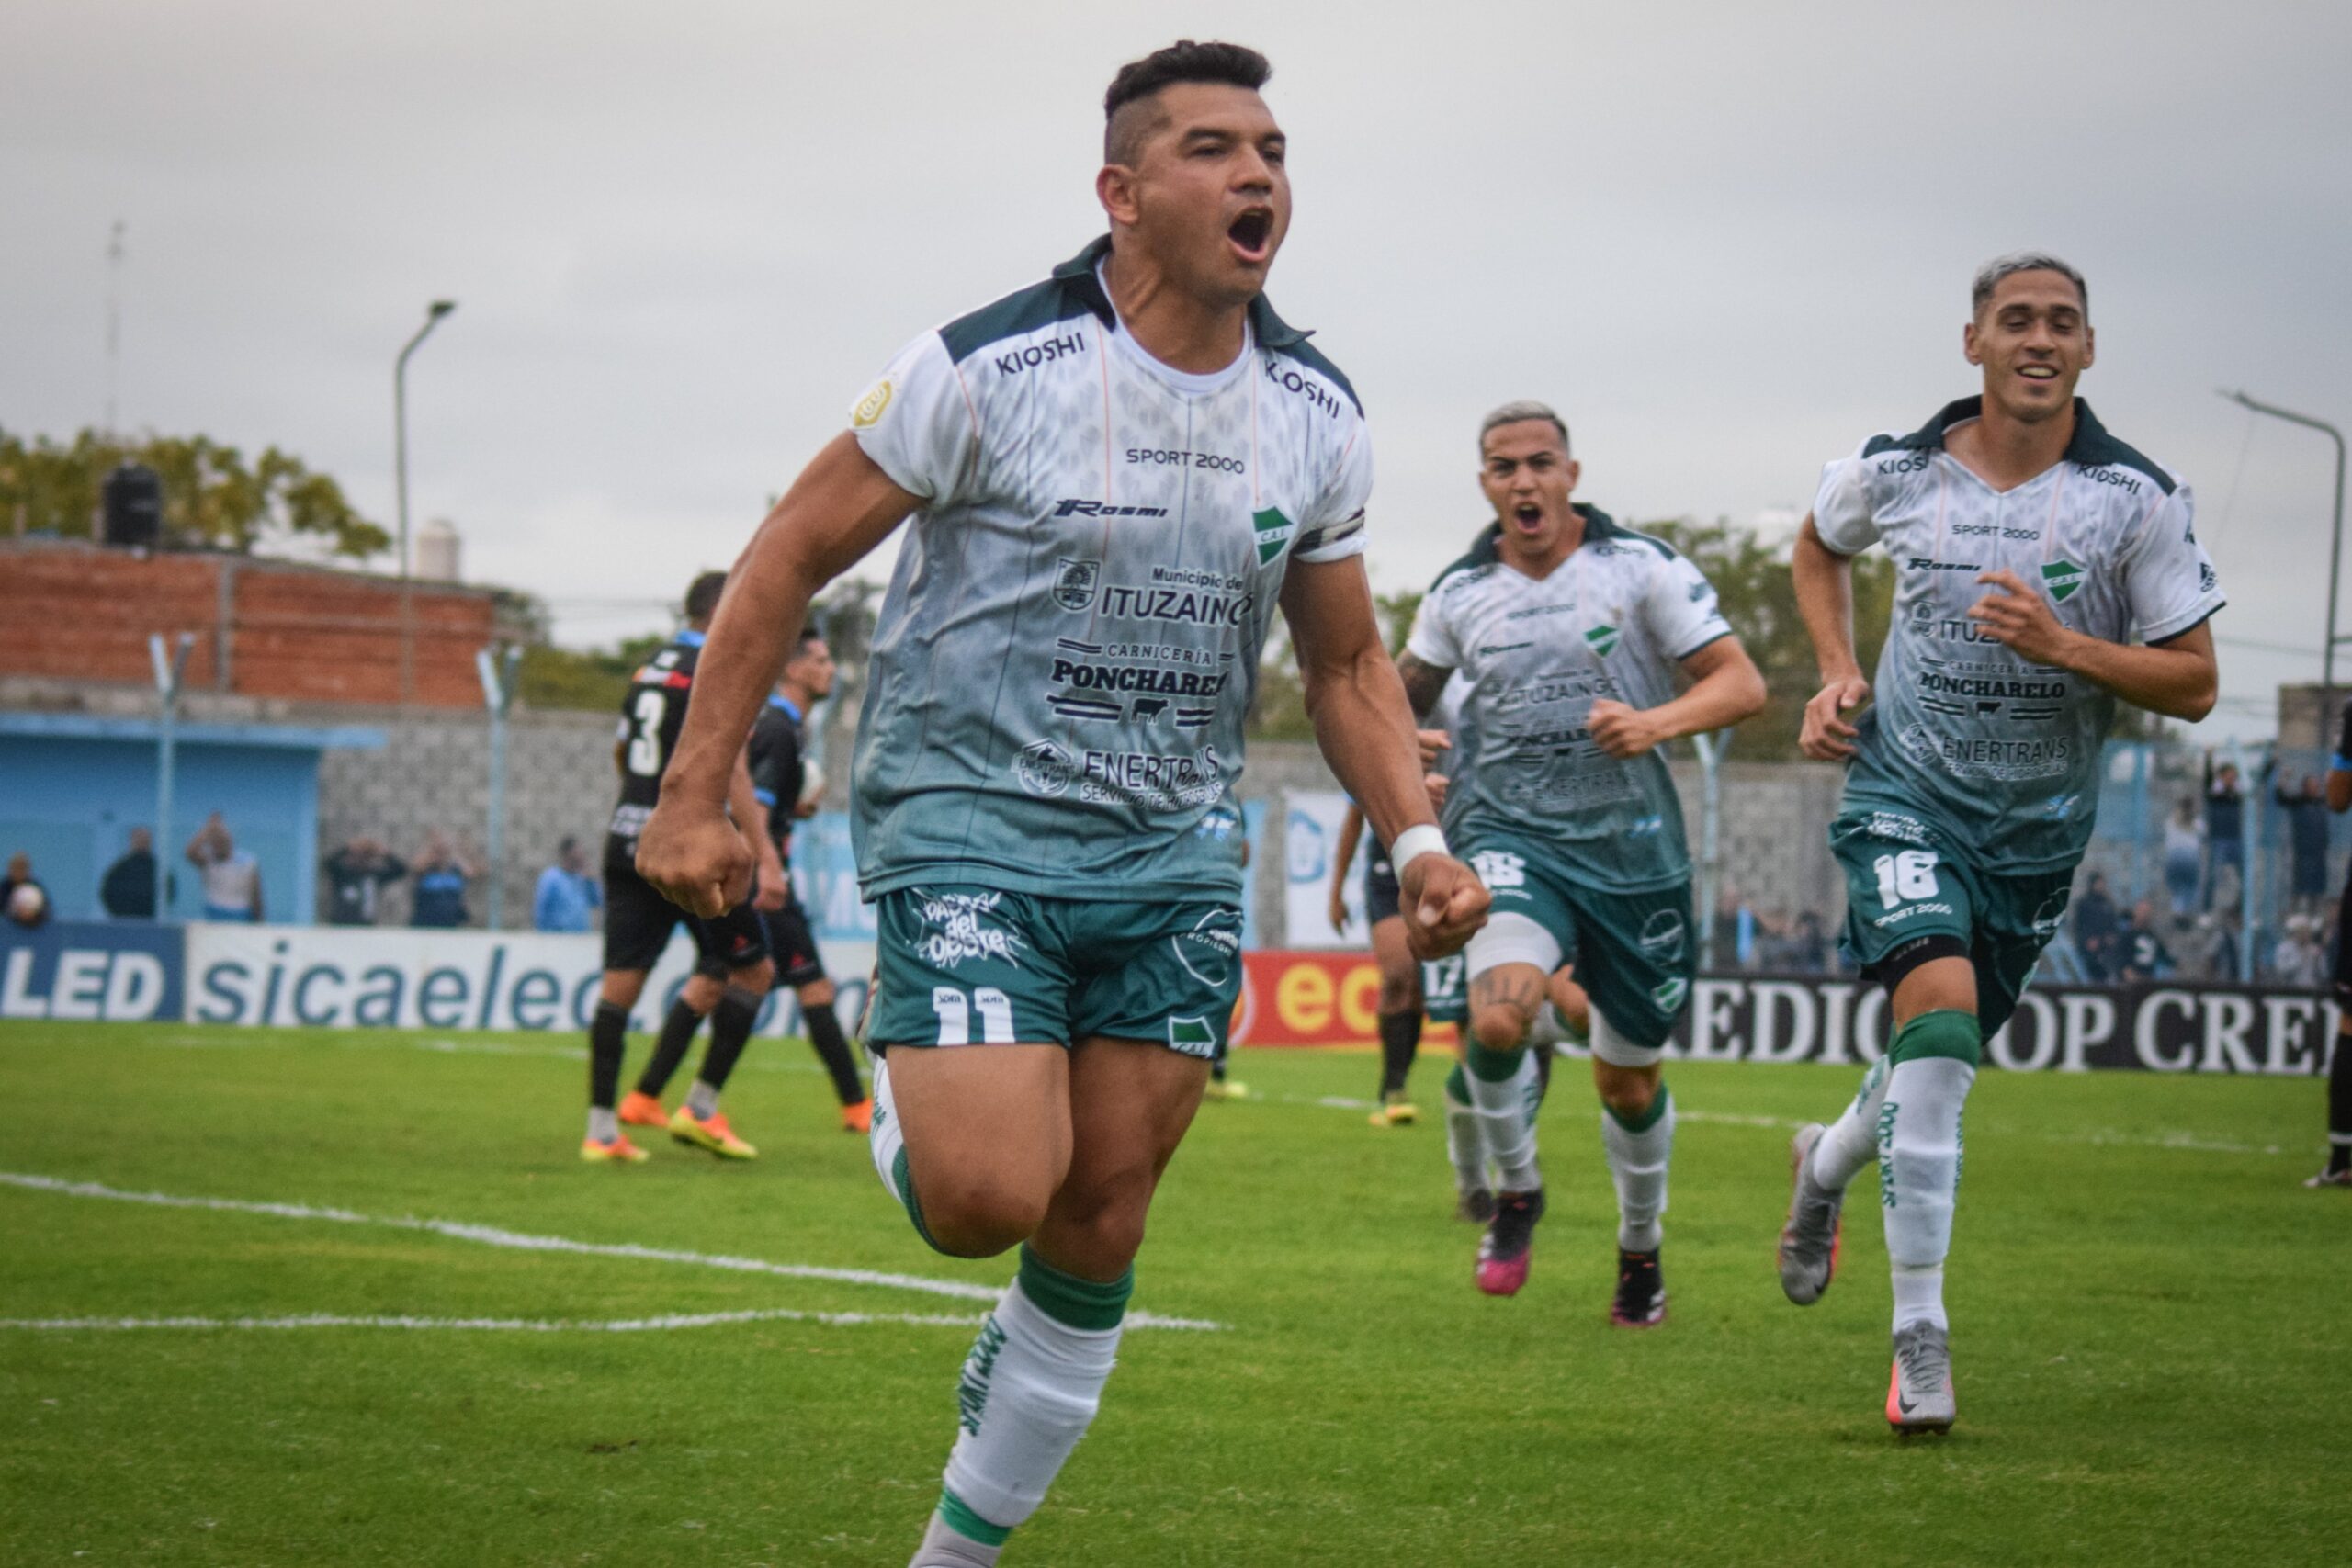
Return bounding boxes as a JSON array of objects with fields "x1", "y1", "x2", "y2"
[
  {"x1": 1815, "y1": 396, "x2": 2224, "y2": 871},
  {"x1": 1405, "y1": 509, "x2": 1732, "y2": 893},
  {"x1": 847, "y1": 236, "x2": 1374, "y2": 902}
]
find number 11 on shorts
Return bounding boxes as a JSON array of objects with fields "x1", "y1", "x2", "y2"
[{"x1": 933, "y1": 986, "x2": 1015, "y2": 1045}]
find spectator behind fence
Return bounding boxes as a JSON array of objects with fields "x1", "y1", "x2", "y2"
[
  {"x1": 99, "y1": 827, "x2": 163, "y2": 919},
  {"x1": 1789, "y1": 909, "x2": 1830, "y2": 974},
  {"x1": 186, "y1": 813, "x2": 263, "y2": 922},
  {"x1": 322, "y1": 837, "x2": 408, "y2": 926},
  {"x1": 409, "y1": 834, "x2": 477, "y2": 929},
  {"x1": 2204, "y1": 755, "x2": 2245, "y2": 908},
  {"x1": 2271, "y1": 914, "x2": 2326, "y2": 988},
  {"x1": 2162, "y1": 796, "x2": 2203, "y2": 917},
  {"x1": 2073, "y1": 871, "x2": 2119, "y2": 981},
  {"x1": 2118, "y1": 898, "x2": 2172, "y2": 983},
  {"x1": 533, "y1": 837, "x2": 602, "y2": 932},
  {"x1": 2276, "y1": 772, "x2": 2331, "y2": 914},
  {"x1": 4, "y1": 852, "x2": 52, "y2": 928}
]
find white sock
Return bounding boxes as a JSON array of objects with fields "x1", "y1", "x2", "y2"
[
  {"x1": 1891, "y1": 1264, "x2": 1946, "y2": 1333},
  {"x1": 869, "y1": 1052, "x2": 908, "y2": 1202},
  {"x1": 1601, "y1": 1089, "x2": 1675, "y2": 1253},
  {"x1": 1880, "y1": 1056, "x2": 1974, "y2": 1332},
  {"x1": 685, "y1": 1079, "x2": 718, "y2": 1118},
  {"x1": 1442, "y1": 1070, "x2": 1487, "y2": 1191},
  {"x1": 585, "y1": 1107, "x2": 617, "y2": 1143},
  {"x1": 1464, "y1": 1049, "x2": 1542, "y2": 1192},
  {"x1": 910, "y1": 1512, "x2": 1001, "y2": 1568},
  {"x1": 1808, "y1": 1057, "x2": 1889, "y2": 1192},
  {"x1": 941, "y1": 1268, "x2": 1124, "y2": 1536}
]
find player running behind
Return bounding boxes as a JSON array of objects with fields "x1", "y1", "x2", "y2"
[
  {"x1": 1776, "y1": 253, "x2": 2223, "y2": 1433},
  {"x1": 629, "y1": 628, "x2": 873, "y2": 1134},
  {"x1": 2309, "y1": 699, "x2": 2352, "y2": 1188},
  {"x1": 1399, "y1": 401, "x2": 1765, "y2": 1318},
  {"x1": 636, "y1": 41, "x2": 1487, "y2": 1567},
  {"x1": 587, "y1": 571, "x2": 782, "y2": 1164}
]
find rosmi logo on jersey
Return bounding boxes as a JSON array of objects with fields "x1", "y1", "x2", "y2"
[
  {"x1": 1016, "y1": 740, "x2": 1077, "y2": 798},
  {"x1": 2041, "y1": 558, "x2": 2086, "y2": 603}
]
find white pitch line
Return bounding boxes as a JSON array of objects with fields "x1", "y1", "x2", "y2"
[
  {"x1": 0, "y1": 1308, "x2": 989, "y2": 1334},
  {"x1": 0, "y1": 1172, "x2": 1225, "y2": 1331}
]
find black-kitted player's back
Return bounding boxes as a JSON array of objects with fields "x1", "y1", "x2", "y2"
[
  {"x1": 746, "y1": 696, "x2": 808, "y2": 863},
  {"x1": 609, "y1": 632, "x2": 707, "y2": 850}
]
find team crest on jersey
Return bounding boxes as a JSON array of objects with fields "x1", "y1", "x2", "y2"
[
  {"x1": 852, "y1": 378, "x2": 894, "y2": 429},
  {"x1": 1651, "y1": 977, "x2": 1689, "y2": 1013},
  {"x1": 1251, "y1": 506, "x2": 1295, "y2": 565},
  {"x1": 1584, "y1": 623, "x2": 1621, "y2": 659},
  {"x1": 1052, "y1": 558, "x2": 1102, "y2": 612},
  {"x1": 1015, "y1": 740, "x2": 1076, "y2": 798},
  {"x1": 2041, "y1": 558, "x2": 2086, "y2": 604}
]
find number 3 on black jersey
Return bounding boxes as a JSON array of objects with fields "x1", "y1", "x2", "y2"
[{"x1": 627, "y1": 690, "x2": 669, "y2": 777}]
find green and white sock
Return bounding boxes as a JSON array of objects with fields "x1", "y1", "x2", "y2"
[
  {"x1": 1463, "y1": 1043, "x2": 1541, "y2": 1192},
  {"x1": 1601, "y1": 1085, "x2": 1675, "y2": 1252},
  {"x1": 1809, "y1": 1057, "x2": 1889, "y2": 1192},
  {"x1": 931, "y1": 1247, "x2": 1130, "y2": 1552},
  {"x1": 1442, "y1": 1063, "x2": 1487, "y2": 1191},
  {"x1": 1880, "y1": 1010, "x2": 1979, "y2": 1332}
]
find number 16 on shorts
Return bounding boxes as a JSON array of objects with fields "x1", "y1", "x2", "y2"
[
  {"x1": 933, "y1": 986, "x2": 1016, "y2": 1045},
  {"x1": 1873, "y1": 849, "x2": 1940, "y2": 907}
]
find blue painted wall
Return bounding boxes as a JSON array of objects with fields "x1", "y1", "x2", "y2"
[{"x1": 0, "y1": 733, "x2": 331, "y2": 923}]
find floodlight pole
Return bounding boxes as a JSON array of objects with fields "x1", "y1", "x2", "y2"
[
  {"x1": 1692, "y1": 730, "x2": 1724, "y2": 961},
  {"x1": 149, "y1": 632, "x2": 195, "y2": 920},
  {"x1": 476, "y1": 644, "x2": 523, "y2": 931},
  {"x1": 2221, "y1": 390, "x2": 2346, "y2": 737},
  {"x1": 395, "y1": 300, "x2": 457, "y2": 705}
]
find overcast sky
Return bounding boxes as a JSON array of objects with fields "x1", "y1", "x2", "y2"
[{"x1": 6, "y1": 0, "x2": 2347, "y2": 743}]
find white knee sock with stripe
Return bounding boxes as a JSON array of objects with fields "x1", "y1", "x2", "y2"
[
  {"x1": 1601, "y1": 1088, "x2": 1675, "y2": 1253},
  {"x1": 1808, "y1": 1057, "x2": 1889, "y2": 1192}
]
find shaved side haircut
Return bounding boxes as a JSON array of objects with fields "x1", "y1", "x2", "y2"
[
  {"x1": 1971, "y1": 251, "x2": 2088, "y2": 318},
  {"x1": 1103, "y1": 39, "x2": 1272, "y2": 165}
]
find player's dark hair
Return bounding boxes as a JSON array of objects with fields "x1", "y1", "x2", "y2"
[
  {"x1": 1972, "y1": 251, "x2": 2086, "y2": 318},
  {"x1": 683, "y1": 571, "x2": 728, "y2": 623},
  {"x1": 1103, "y1": 40, "x2": 1272, "y2": 164},
  {"x1": 794, "y1": 626, "x2": 825, "y2": 651}
]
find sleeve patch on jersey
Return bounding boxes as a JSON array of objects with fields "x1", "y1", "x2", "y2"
[{"x1": 852, "y1": 378, "x2": 894, "y2": 428}]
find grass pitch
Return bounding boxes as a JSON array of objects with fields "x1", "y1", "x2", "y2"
[{"x1": 2, "y1": 1020, "x2": 2346, "y2": 1566}]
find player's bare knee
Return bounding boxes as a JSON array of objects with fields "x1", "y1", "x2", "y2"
[
  {"x1": 1593, "y1": 1062, "x2": 1657, "y2": 1120},
  {"x1": 732, "y1": 959, "x2": 775, "y2": 993},
  {"x1": 799, "y1": 976, "x2": 836, "y2": 1009},
  {"x1": 916, "y1": 1174, "x2": 1049, "y2": 1258},
  {"x1": 1470, "y1": 1005, "x2": 1531, "y2": 1054}
]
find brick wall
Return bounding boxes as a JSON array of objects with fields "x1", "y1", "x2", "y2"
[{"x1": 0, "y1": 538, "x2": 511, "y2": 709}]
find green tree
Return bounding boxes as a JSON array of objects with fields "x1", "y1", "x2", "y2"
[{"x1": 0, "y1": 427, "x2": 387, "y2": 559}]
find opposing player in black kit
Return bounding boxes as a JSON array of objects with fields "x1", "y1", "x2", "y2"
[
  {"x1": 709, "y1": 626, "x2": 874, "y2": 1132},
  {"x1": 584, "y1": 571, "x2": 781, "y2": 1163}
]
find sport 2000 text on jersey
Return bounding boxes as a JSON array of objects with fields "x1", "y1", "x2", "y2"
[
  {"x1": 846, "y1": 236, "x2": 1374, "y2": 903},
  {"x1": 1815, "y1": 397, "x2": 2223, "y2": 870}
]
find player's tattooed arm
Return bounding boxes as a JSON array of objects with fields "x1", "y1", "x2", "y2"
[{"x1": 1396, "y1": 650, "x2": 1453, "y2": 721}]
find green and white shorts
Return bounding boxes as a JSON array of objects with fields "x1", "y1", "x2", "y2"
[
  {"x1": 865, "y1": 884, "x2": 1244, "y2": 1059},
  {"x1": 1830, "y1": 802, "x2": 2072, "y2": 1041},
  {"x1": 1459, "y1": 835, "x2": 1693, "y2": 1066}
]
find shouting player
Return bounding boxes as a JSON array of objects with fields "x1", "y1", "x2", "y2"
[
  {"x1": 636, "y1": 40, "x2": 1487, "y2": 1566},
  {"x1": 588, "y1": 571, "x2": 782, "y2": 1163},
  {"x1": 1776, "y1": 253, "x2": 2222, "y2": 1433},
  {"x1": 1400, "y1": 400, "x2": 1765, "y2": 1316}
]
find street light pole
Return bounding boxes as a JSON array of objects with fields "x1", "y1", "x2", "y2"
[
  {"x1": 2221, "y1": 389, "x2": 2347, "y2": 738},
  {"x1": 395, "y1": 300, "x2": 458, "y2": 705},
  {"x1": 148, "y1": 632, "x2": 194, "y2": 921}
]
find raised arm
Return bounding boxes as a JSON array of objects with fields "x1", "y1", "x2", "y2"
[
  {"x1": 638, "y1": 434, "x2": 919, "y2": 916},
  {"x1": 1281, "y1": 556, "x2": 1487, "y2": 958}
]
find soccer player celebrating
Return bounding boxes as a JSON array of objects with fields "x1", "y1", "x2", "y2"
[
  {"x1": 2310, "y1": 699, "x2": 2352, "y2": 1188},
  {"x1": 1398, "y1": 402, "x2": 1766, "y2": 1315},
  {"x1": 1776, "y1": 254, "x2": 2223, "y2": 1433},
  {"x1": 636, "y1": 40, "x2": 1487, "y2": 1565},
  {"x1": 588, "y1": 571, "x2": 782, "y2": 1164}
]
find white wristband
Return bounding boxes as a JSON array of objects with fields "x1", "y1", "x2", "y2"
[{"x1": 1389, "y1": 823, "x2": 1449, "y2": 876}]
